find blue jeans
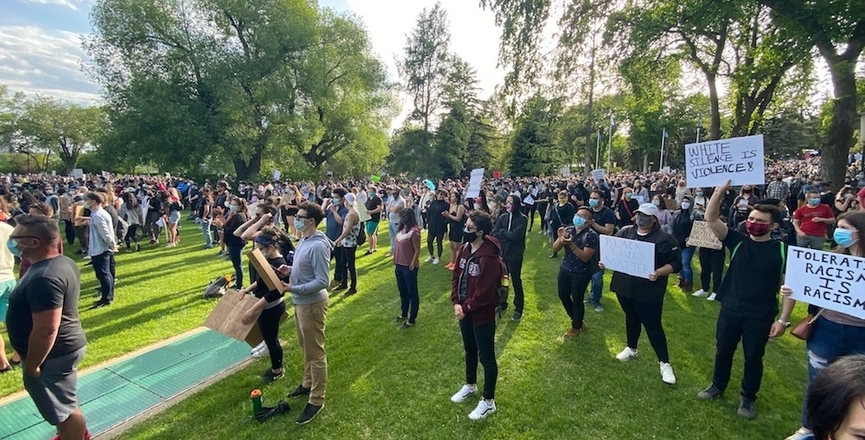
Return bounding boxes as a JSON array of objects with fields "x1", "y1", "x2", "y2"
[
  {"x1": 388, "y1": 221, "x2": 399, "y2": 251},
  {"x1": 227, "y1": 245, "x2": 244, "y2": 289},
  {"x1": 201, "y1": 219, "x2": 213, "y2": 248},
  {"x1": 92, "y1": 251, "x2": 114, "y2": 302},
  {"x1": 395, "y1": 265, "x2": 419, "y2": 323},
  {"x1": 589, "y1": 269, "x2": 604, "y2": 304},
  {"x1": 680, "y1": 246, "x2": 696, "y2": 282},
  {"x1": 801, "y1": 316, "x2": 865, "y2": 429}
]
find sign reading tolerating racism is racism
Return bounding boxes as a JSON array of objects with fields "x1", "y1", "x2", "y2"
[
  {"x1": 600, "y1": 235, "x2": 655, "y2": 279},
  {"x1": 785, "y1": 247, "x2": 865, "y2": 320},
  {"x1": 685, "y1": 135, "x2": 765, "y2": 188}
]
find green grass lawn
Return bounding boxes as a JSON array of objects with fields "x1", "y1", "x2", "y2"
[{"x1": 2, "y1": 219, "x2": 811, "y2": 439}]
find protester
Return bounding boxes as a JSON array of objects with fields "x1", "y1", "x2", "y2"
[
  {"x1": 425, "y1": 190, "x2": 449, "y2": 265},
  {"x1": 119, "y1": 192, "x2": 143, "y2": 252},
  {"x1": 332, "y1": 192, "x2": 360, "y2": 296},
  {"x1": 86, "y1": 193, "x2": 117, "y2": 309},
  {"x1": 602, "y1": 203, "x2": 681, "y2": 385},
  {"x1": 671, "y1": 195, "x2": 696, "y2": 293},
  {"x1": 450, "y1": 210, "x2": 502, "y2": 421},
  {"x1": 492, "y1": 194, "x2": 527, "y2": 320},
  {"x1": 548, "y1": 190, "x2": 576, "y2": 258},
  {"x1": 5, "y1": 215, "x2": 90, "y2": 439},
  {"x1": 553, "y1": 206, "x2": 599, "y2": 337},
  {"x1": 364, "y1": 186, "x2": 383, "y2": 255},
  {"x1": 218, "y1": 197, "x2": 248, "y2": 289},
  {"x1": 0, "y1": 218, "x2": 16, "y2": 373},
  {"x1": 797, "y1": 354, "x2": 865, "y2": 440},
  {"x1": 793, "y1": 189, "x2": 835, "y2": 250},
  {"x1": 385, "y1": 186, "x2": 405, "y2": 256},
  {"x1": 586, "y1": 190, "x2": 616, "y2": 312},
  {"x1": 782, "y1": 211, "x2": 865, "y2": 440},
  {"x1": 443, "y1": 191, "x2": 466, "y2": 270},
  {"x1": 616, "y1": 187, "x2": 639, "y2": 228},
  {"x1": 392, "y1": 208, "x2": 421, "y2": 329},
  {"x1": 697, "y1": 180, "x2": 789, "y2": 420},
  {"x1": 238, "y1": 227, "x2": 288, "y2": 384}
]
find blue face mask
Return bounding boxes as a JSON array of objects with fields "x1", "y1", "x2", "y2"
[
  {"x1": 229, "y1": 205, "x2": 239, "y2": 212},
  {"x1": 573, "y1": 216, "x2": 587, "y2": 228},
  {"x1": 589, "y1": 199, "x2": 600, "y2": 208},
  {"x1": 652, "y1": 200, "x2": 661, "y2": 207},
  {"x1": 294, "y1": 218, "x2": 307, "y2": 232},
  {"x1": 833, "y1": 229, "x2": 857, "y2": 248},
  {"x1": 625, "y1": 193, "x2": 633, "y2": 199},
  {"x1": 6, "y1": 239, "x2": 22, "y2": 257},
  {"x1": 332, "y1": 197, "x2": 340, "y2": 206},
  {"x1": 810, "y1": 198, "x2": 821, "y2": 206}
]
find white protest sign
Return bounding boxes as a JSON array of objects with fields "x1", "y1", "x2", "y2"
[
  {"x1": 273, "y1": 170, "x2": 281, "y2": 181},
  {"x1": 685, "y1": 135, "x2": 765, "y2": 188},
  {"x1": 686, "y1": 221, "x2": 723, "y2": 250},
  {"x1": 600, "y1": 235, "x2": 655, "y2": 279},
  {"x1": 661, "y1": 166, "x2": 671, "y2": 174},
  {"x1": 561, "y1": 166, "x2": 571, "y2": 177},
  {"x1": 72, "y1": 169, "x2": 84, "y2": 179},
  {"x1": 591, "y1": 169, "x2": 606, "y2": 183},
  {"x1": 785, "y1": 247, "x2": 865, "y2": 320},
  {"x1": 466, "y1": 168, "x2": 484, "y2": 199}
]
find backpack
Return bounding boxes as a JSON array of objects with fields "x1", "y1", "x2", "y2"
[
  {"x1": 203, "y1": 275, "x2": 232, "y2": 298},
  {"x1": 357, "y1": 221, "x2": 367, "y2": 246}
]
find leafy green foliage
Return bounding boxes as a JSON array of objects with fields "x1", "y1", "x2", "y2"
[{"x1": 509, "y1": 95, "x2": 563, "y2": 176}]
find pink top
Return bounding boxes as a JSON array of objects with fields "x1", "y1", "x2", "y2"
[{"x1": 393, "y1": 227, "x2": 420, "y2": 267}]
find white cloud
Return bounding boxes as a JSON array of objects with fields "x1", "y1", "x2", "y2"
[
  {"x1": 0, "y1": 25, "x2": 101, "y2": 104},
  {"x1": 19, "y1": 0, "x2": 89, "y2": 11}
]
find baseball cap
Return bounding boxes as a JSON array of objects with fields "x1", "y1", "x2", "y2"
[
  {"x1": 636, "y1": 203, "x2": 659, "y2": 217},
  {"x1": 344, "y1": 193, "x2": 356, "y2": 206}
]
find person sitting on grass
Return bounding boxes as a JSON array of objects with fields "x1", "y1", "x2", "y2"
[{"x1": 238, "y1": 226, "x2": 288, "y2": 384}]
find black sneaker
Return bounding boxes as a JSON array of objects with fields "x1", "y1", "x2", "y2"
[
  {"x1": 334, "y1": 285, "x2": 347, "y2": 292},
  {"x1": 296, "y1": 403, "x2": 323, "y2": 425},
  {"x1": 697, "y1": 384, "x2": 724, "y2": 400},
  {"x1": 737, "y1": 396, "x2": 756, "y2": 419},
  {"x1": 511, "y1": 311, "x2": 522, "y2": 321},
  {"x1": 399, "y1": 322, "x2": 414, "y2": 330},
  {"x1": 261, "y1": 370, "x2": 284, "y2": 384},
  {"x1": 392, "y1": 316, "x2": 407, "y2": 323},
  {"x1": 287, "y1": 384, "x2": 311, "y2": 398}
]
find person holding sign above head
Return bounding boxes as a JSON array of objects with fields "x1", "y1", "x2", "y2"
[
  {"x1": 780, "y1": 211, "x2": 865, "y2": 440},
  {"x1": 601, "y1": 203, "x2": 682, "y2": 385},
  {"x1": 554, "y1": 206, "x2": 599, "y2": 337},
  {"x1": 697, "y1": 179, "x2": 789, "y2": 420},
  {"x1": 792, "y1": 190, "x2": 835, "y2": 250}
]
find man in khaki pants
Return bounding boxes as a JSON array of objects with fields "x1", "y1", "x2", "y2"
[{"x1": 281, "y1": 202, "x2": 331, "y2": 425}]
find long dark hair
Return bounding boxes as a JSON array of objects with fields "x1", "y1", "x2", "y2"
[
  {"x1": 397, "y1": 207, "x2": 418, "y2": 232},
  {"x1": 122, "y1": 192, "x2": 140, "y2": 209},
  {"x1": 807, "y1": 354, "x2": 865, "y2": 440}
]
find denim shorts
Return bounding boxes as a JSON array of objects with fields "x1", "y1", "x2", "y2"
[
  {"x1": 169, "y1": 211, "x2": 181, "y2": 225},
  {"x1": 23, "y1": 347, "x2": 86, "y2": 425}
]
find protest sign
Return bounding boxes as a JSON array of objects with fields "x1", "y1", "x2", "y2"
[
  {"x1": 102, "y1": 171, "x2": 111, "y2": 179},
  {"x1": 273, "y1": 170, "x2": 281, "y2": 181},
  {"x1": 203, "y1": 289, "x2": 259, "y2": 341},
  {"x1": 247, "y1": 248, "x2": 285, "y2": 293},
  {"x1": 785, "y1": 247, "x2": 865, "y2": 320},
  {"x1": 600, "y1": 235, "x2": 655, "y2": 279},
  {"x1": 493, "y1": 170, "x2": 501, "y2": 178},
  {"x1": 72, "y1": 169, "x2": 84, "y2": 179},
  {"x1": 466, "y1": 168, "x2": 485, "y2": 199},
  {"x1": 685, "y1": 135, "x2": 765, "y2": 188},
  {"x1": 661, "y1": 166, "x2": 671, "y2": 174},
  {"x1": 561, "y1": 166, "x2": 571, "y2": 177},
  {"x1": 686, "y1": 221, "x2": 723, "y2": 250},
  {"x1": 591, "y1": 169, "x2": 606, "y2": 183}
]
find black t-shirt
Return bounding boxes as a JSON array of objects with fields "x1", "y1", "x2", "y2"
[
  {"x1": 366, "y1": 196, "x2": 383, "y2": 222},
  {"x1": 251, "y1": 255, "x2": 287, "y2": 303},
  {"x1": 148, "y1": 197, "x2": 163, "y2": 217},
  {"x1": 591, "y1": 206, "x2": 617, "y2": 229},
  {"x1": 7, "y1": 256, "x2": 86, "y2": 359},
  {"x1": 105, "y1": 204, "x2": 119, "y2": 230},
  {"x1": 716, "y1": 229, "x2": 786, "y2": 318},
  {"x1": 549, "y1": 203, "x2": 575, "y2": 229},
  {"x1": 223, "y1": 213, "x2": 248, "y2": 247},
  {"x1": 198, "y1": 198, "x2": 211, "y2": 218}
]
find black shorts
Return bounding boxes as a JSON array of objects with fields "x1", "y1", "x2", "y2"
[{"x1": 23, "y1": 347, "x2": 86, "y2": 425}]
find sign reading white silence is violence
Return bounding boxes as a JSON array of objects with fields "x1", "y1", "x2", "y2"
[
  {"x1": 785, "y1": 247, "x2": 865, "y2": 320},
  {"x1": 685, "y1": 135, "x2": 765, "y2": 188}
]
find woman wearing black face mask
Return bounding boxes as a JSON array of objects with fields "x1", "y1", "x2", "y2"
[
  {"x1": 671, "y1": 196, "x2": 697, "y2": 293},
  {"x1": 600, "y1": 203, "x2": 682, "y2": 386}
]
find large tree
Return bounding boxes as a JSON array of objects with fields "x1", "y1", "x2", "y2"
[{"x1": 757, "y1": 0, "x2": 865, "y2": 190}]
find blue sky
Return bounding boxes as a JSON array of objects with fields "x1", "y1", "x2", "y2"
[{"x1": 0, "y1": 0, "x2": 504, "y2": 108}]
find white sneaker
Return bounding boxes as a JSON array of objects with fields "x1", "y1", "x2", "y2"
[
  {"x1": 615, "y1": 347, "x2": 638, "y2": 362},
  {"x1": 424, "y1": 256, "x2": 434, "y2": 263},
  {"x1": 660, "y1": 362, "x2": 676, "y2": 384},
  {"x1": 784, "y1": 428, "x2": 813, "y2": 440},
  {"x1": 450, "y1": 384, "x2": 477, "y2": 403},
  {"x1": 432, "y1": 258, "x2": 440, "y2": 265},
  {"x1": 250, "y1": 341, "x2": 267, "y2": 356},
  {"x1": 692, "y1": 289, "x2": 708, "y2": 298},
  {"x1": 251, "y1": 346, "x2": 269, "y2": 359},
  {"x1": 707, "y1": 292, "x2": 717, "y2": 301},
  {"x1": 468, "y1": 399, "x2": 496, "y2": 420}
]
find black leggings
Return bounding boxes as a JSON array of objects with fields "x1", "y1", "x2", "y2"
[
  {"x1": 616, "y1": 294, "x2": 670, "y2": 363},
  {"x1": 125, "y1": 224, "x2": 142, "y2": 247},
  {"x1": 698, "y1": 247, "x2": 725, "y2": 293},
  {"x1": 427, "y1": 230, "x2": 444, "y2": 257},
  {"x1": 459, "y1": 318, "x2": 497, "y2": 400},
  {"x1": 258, "y1": 301, "x2": 286, "y2": 370},
  {"x1": 536, "y1": 202, "x2": 549, "y2": 232},
  {"x1": 557, "y1": 268, "x2": 592, "y2": 329},
  {"x1": 342, "y1": 246, "x2": 357, "y2": 289},
  {"x1": 522, "y1": 204, "x2": 537, "y2": 231}
]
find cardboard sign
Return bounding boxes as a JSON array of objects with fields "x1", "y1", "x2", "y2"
[
  {"x1": 273, "y1": 170, "x2": 281, "y2": 181},
  {"x1": 591, "y1": 169, "x2": 606, "y2": 183},
  {"x1": 686, "y1": 221, "x2": 723, "y2": 250},
  {"x1": 73, "y1": 205, "x2": 88, "y2": 226},
  {"x1": 247, "y1": 248, "x2": 285, "y2": 293},
  {"x1": 685, "y1": 135, "x2": 765, "y2": 188},
  {"x1": 203, "y1": 290, "x2": 261, "y2": 341},
  {"x1": 786, "y1": 248, "x2": 865, "y2": 320},
  {"x1": 466, "y1": 168, "x2": 484, "y2": 199},
  {"x1": 599, "y1": 235, "x2": 656, "y2": 279}
]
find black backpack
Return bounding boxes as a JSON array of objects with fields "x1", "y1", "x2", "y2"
[{"x1": 357, "y1": 222, "x2": 367, "y2": 246}]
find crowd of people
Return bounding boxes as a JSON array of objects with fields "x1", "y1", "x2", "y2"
[{"x1": 1, "y1": 155, "x2": 864, "y2": 437}]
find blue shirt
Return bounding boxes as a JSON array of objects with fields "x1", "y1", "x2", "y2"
[{"x1": 325, "y1": 205, "x2": 348, "y2": 241}]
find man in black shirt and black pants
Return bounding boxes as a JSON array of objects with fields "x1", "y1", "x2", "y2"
[{"x1": 698, "y1": 180, "x2": 792, "y2": 419}]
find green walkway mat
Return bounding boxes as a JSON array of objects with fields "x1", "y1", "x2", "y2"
[{"x1": 0, "y1": 329, "x2": 249, "y2": 440}]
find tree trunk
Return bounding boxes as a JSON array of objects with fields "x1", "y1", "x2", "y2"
[
  {"x1": 706, "y1": 73, "x2": 721, "y2": 141},
  {"x1": 821, "y1": 57, "x2": 858, "y2": 191},
  {"x1": 583, "y1": 44, "x2": 596, "y2": 175},
  {"x1": 232, "y1": 149, "x2": 262, "y2": 181}
]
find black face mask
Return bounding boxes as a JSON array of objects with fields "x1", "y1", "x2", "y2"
[{"x1": 463, "y1": 230, "x2": 479, "y2": 243}]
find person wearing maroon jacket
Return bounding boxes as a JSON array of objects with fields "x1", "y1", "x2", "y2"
[{"x1": 449, "y1": 210, "x2": 503, "y2": 421}]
